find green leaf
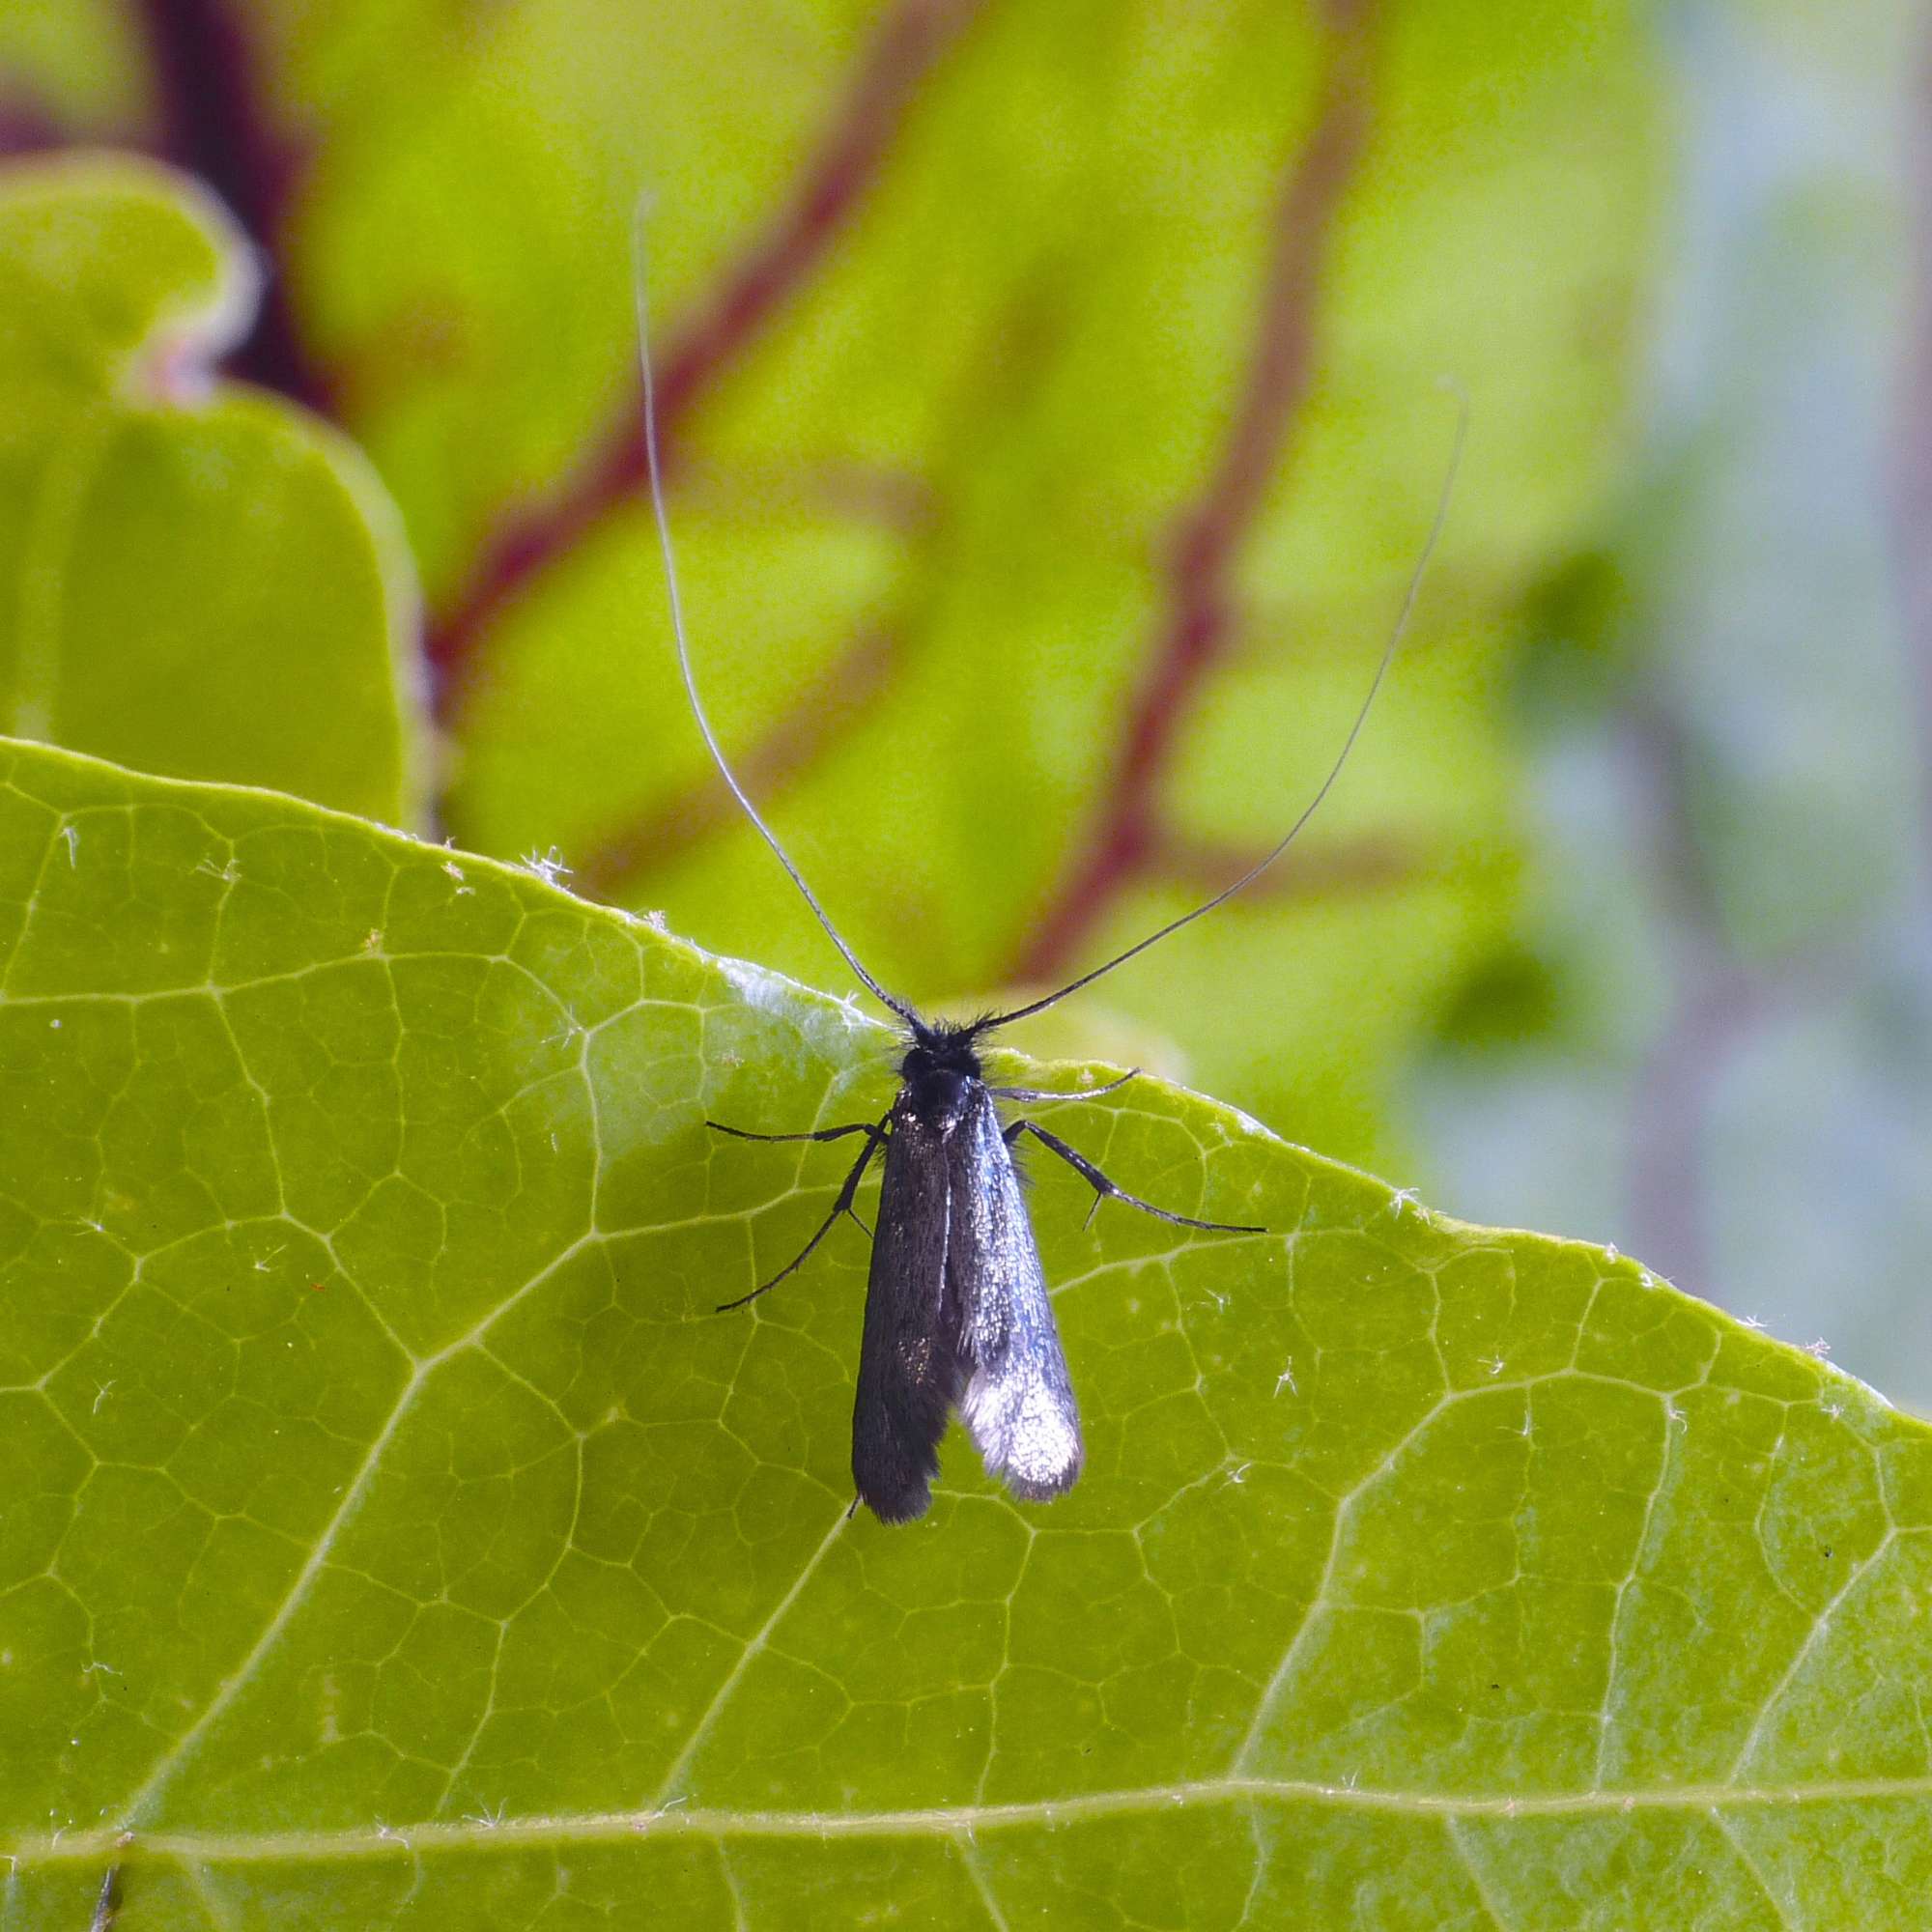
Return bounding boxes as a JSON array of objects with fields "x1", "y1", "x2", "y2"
[
  {"x1": 0, "y1": 154, "x2": 426, "y2": 826},
  {"x1": 2, "y1": 736, "x2": 1927, "y2": 1928}
]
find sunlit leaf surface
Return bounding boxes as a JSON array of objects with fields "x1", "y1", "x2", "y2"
[{"x1": 1, "y1": 739, "x2": 1926, "y2": 1928}]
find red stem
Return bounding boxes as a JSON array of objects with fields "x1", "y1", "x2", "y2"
[
  {"x1": 1011, "y1": 0, "x2": 1377, "y2": 983},
  {"x1": 137, "y1": 0, "x2": 331, "y2": 411},
  {"x1": 426, "y1": 0, "x2": 983, "y2": 711}
]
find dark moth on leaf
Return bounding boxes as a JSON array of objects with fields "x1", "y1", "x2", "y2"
[{"x1": 713, "y1": 1018, "x2": 1247, "y2": 1522}]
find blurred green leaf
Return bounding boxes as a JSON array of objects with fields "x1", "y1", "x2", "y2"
[
  {"x1": 2, "y1": 736, "x2": 1927, "y2": 1928},
  {"x1": 0, "y1": 153, "x2": 426, "y2": 825}
]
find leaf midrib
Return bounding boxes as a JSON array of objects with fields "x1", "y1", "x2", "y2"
[{"x1": 12, "y1": 1773, "x2": 1929, "y2": 1873}]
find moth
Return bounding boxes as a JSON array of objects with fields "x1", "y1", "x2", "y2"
[
  {"x1": 632, "y1": 236, "x2": 1457, "y2": 1522},
  {"x1": 709, "y1": 1019, "x2": 1242, "y2": 1520}
]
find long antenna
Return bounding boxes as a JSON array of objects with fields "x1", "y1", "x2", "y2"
[
  {"x1": 985, "y1": 390, "x2": 1467, "y2": 1032},
  {"x1": 633, "y1": 206, "x2": 918, "y2": 1025}
]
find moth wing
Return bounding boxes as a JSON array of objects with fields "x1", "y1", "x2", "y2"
[
  {"x1": 851, "y1": 1104, "x2": 967, "y2": 1522},
  {"x1": 952, "y1": 1090, "x2": 1084, "y2": 1502}
]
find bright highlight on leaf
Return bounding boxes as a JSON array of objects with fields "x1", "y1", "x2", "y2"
[{"x1": 1, "y1": 737, "x2": 1927, "y2": 1928}]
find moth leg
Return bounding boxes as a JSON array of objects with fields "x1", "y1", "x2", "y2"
[
  {"x1": 91, "y1": 1861, "x2": 123, "y2": 1932},
  {"x1": 709, "y1": 1118, "x2": 882, "y2": 1238},
  {"x1": 716, "y1": 1120, "x2": 889, "y2": 1313},
  {"x1": 1011, "y1": 1120, "x2": 1263, "y2": 1235},
  {"x1": 989, "y1": 1068, "x2": 1138, "y2": 1105}
]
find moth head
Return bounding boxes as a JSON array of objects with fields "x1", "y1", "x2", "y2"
[
  {"x1": 900, "y1": 1017, "x2": 986, "y2": 1131},
  {"x1": 901, "y1": 1016, "x2": 986, "y2": 1081}
]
